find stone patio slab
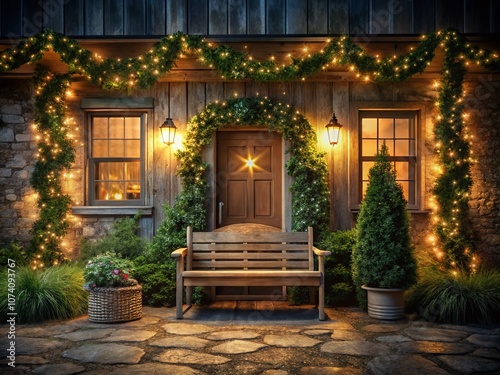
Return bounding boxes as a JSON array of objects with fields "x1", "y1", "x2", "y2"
[
  {"x1": 205, "y1": 330, "x2": 260, "y2": 340},
  {"x1": 263, "y1": 334, "x2": 321, "y2": 347},
  {"x1": 99, "y1": 329, "x2": 156, "y2": 342},
  {"x1": 438, "y1": 355, "x2": 500, "y2": 373},
  {"x1": 62, "y1": 343, "x2": 144, "y2": 364},
  {"x1": 154, "y1": 348, "x2": 231, "y2": 365},
  {"x1": 375, "y1": 335, "x2": 412, "y2": 343},
  {"x1": 150, "y1": 336, "x2": 211, "y2": 349},
  {"x1": 15, "y1": 337, "x2": 63, "y2": 355},
  {"x1": 397, "y1": 341, "x2": 474, "y2": 354},
  {"x1": 300, "y1": 366, "x2": 363, "y2": 374},
  {"x1": 32, "y1": 363, "x2": 86, "y2": 375},
  {"x1": 466, "y1": 333, "x2": 500, "y2": 347},
  {"x1": 331, "y1": 330, "x2": 365, "y2": 341},
  {"x1": 85, "y1": 363, "x2": 206, "y2": 375},
  {"x1": 367, "y1": 354, "x2": 450, "y2": 375},
  {"x1": 211, "y1": 339, "x2": 268, "y2": 354},
  {"x1": 163, "y1": 323, "x2": 215, "y2": 335},
  {"x1": 55, "y1": 328, "x2": 116, "y2": 341},
  {"x1": 321, "y1": 341, "x2": 391, "y2": 356},
  {"x1": 404, "y1": 327, "x2": 468, "y2": 342}
]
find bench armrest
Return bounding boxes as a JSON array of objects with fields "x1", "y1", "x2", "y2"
[
  {"x1": 171, "y1": 247, "x2": 188, "y2": 258},
  {"x1": 313, "y1": 246, "x2": 331, "y2": 257}
]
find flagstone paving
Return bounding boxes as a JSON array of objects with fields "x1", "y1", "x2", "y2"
[{"x1": 1, "y1": 303, "x2": 500, "y2": 374}]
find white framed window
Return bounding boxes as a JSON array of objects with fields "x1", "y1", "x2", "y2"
[{"x1": 359, "y1": 110, "x2": 419, "y2": 209}]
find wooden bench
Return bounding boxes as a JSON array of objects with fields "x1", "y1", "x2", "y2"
[{"x1": 171, "y1": 226, "x2": 331, "y2": 320}]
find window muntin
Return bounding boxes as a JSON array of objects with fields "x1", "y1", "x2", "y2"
[
  {"x1": 360, "y1": 111, "x2": 418, "y2": 208},
  {"x1": 88, "y1": 114, "x2": 144, "y2": 205}
]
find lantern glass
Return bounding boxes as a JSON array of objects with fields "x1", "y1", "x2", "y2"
[
  {"x1": 326, "y1": 114, "x2": 343, "y2": 145},
  {"x1": 160, "y1": 118, "x2": 176, "y2": 145}
]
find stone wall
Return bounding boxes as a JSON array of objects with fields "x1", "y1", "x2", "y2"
[
  {"x1": 465, "y1": 77, "x2": 500, "y2": 268},
  {"x1": 0, "y1": 80, "x2": 38, "y2": 249}
]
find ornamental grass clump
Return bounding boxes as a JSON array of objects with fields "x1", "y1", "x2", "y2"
[
  {"x1": 407, "y1": 267, "x2": 500, "y2": 324},
  {"x1": 84, "y1": 253, "x2": 137, "y2": 290},
  {"x1": 0, "y1": 265, "x2": 87, "y2": 323}
]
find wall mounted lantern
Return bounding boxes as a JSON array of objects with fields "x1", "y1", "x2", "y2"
[
  {"x1": 160, "y1": 117, "x2": 177, "y2": 145},
  {"x1": 326, "y1": 113, "x2": 343, "y2": 145}
]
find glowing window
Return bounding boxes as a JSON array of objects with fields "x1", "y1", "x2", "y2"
[{"x1": 360, "y1": 111, "x2": 418, "y2": 208}]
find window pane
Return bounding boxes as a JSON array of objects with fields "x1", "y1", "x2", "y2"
[
  {"x1": 125, "y1": 117, "x2": 141, "y2": 138},
  {"x1": 109, "y1": 162, "x2": 124, "y2": 180},
  {"x1": 92, "y1": 140, "x2": 108, "y2": 157},
  {"x1": 109, "y1": 140, "x2": 124, "y2": 157},
  {"x1": 362, "y1": 161, "x2": 374, "y2": 180},
  {"x1": 362, "y1": 118, "x2": 377, "y2": 138},
  {"x1": 362, "y1": 139, "x2": 378, "y2": 156},
  {"x1": 399, "y1": 181, "x2": 409, "y2": 202},
  {"x1": 362, "y1": 181, "x2": 368, "y2": 197},
  {"x1": 95, "y1": 162, "x2": 108, "y2": 181},
  {"x1": 95, "y1": 182, "x2": 108, "y2": 200},
  {"x1": 379, "y1": 118, "x2": 393, "y2": 139},
  {"x1": 93, "y1": 118, "x2": 108, "y2": 138},
  {"x1": 109, "y1": 117, "x2": 124, "y2": 138},
  {"x1": 125, "y1": 140, "x2": 141, "y2": 157},
  {"x1": 385, "y1": 141, "x2": 394, "y2": 156},
  {"x1": 126, "y1": 182, "x2": 141, "y2": 199},
  {"x1": 395, "y1": 118, "x2": 409, "y2": 138},
  {"x1": 395, "y1": 161, "x2": 409, "y2": 180},
  {"x1": 125, "y1": 161, "x2": 140, "y2": 180},
  {"x1": 109, "y1": 182, "x2": 125, "y2": 200},
  {"x1": 395, "y1": 140, "x2": 409, "y2": 156}
]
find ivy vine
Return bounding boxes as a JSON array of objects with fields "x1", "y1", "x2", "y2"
[{"x1": 176, "y1": 97, "x2": 330, "y2": 235}]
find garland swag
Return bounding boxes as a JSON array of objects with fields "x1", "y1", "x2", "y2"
[
  {"x1": 29, "y1": 67, "x2": 75, "y2": 267},
  {"x1": 1, "y1": 29, "x2": 499, "y2": 272},
  {"x1": 176, "y1": 97, "x2": 331, "y2": 235}
]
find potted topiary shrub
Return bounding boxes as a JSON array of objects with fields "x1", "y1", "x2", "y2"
[
  {"x1": 351, "y1": 143, "x2": 418, "y2": 320},
  {"x1": 84, "y1": 252, "x2": 142, "y2": 323}
]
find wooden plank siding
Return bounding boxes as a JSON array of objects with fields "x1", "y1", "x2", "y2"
[{"x1": 0, "y1": 0, "x2": 498, "y2": 38}]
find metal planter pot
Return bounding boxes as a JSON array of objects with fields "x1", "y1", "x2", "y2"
[{"x1": 362, "y1": 285, "x2": 406, "y2": 320}]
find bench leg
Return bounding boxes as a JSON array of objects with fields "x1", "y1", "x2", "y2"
[
  {"x1": 176, "y1": 259, "x2": 184, "y2": 319},
  {"x1": 318, "y1": 256, "x2": 326, "y2": 321},
  {"x1": 186, "y1": 286, "x2": 192, "y2": 306},
  {"x1": 318, "y1": 283, "x2": 325, "y2": 321}
]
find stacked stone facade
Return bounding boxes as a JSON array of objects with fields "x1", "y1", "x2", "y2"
[{"x1": 0, "y1": 80, "x2": 38, "y2": 248}]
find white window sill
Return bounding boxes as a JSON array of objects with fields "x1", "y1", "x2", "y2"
[{"x1": 71, "y1": 206, "x2": 153, "y2": 216}]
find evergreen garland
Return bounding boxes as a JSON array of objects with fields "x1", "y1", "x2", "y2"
[
  {"x1": 29, "y1": 67, "x2": 75, "y2": 267},
  {"x1": 176, "y1": 97, "x2": 330, "y2": 235},
  {"x1": 1, "y1": 29, "x2": 499, "y2": 271}
]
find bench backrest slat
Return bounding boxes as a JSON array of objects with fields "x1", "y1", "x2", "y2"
[{"x1": 187, "y1": 227, "x2": 313, "y2": 271}]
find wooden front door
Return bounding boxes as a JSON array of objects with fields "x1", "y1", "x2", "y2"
[{"x1": 216, "y1": 130, "x2": 282, "y2": 229}]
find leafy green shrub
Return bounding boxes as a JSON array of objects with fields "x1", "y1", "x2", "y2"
[
  {"x1": 351, "y1": 143, "x2": 417, "y2": 309},
  {"x1": 84, "y1": 253, "x2": 136, "y2": 289},
  {"x1": 0, "y1": 242, "x2": 30, "y2": 267},
  {"x1": 318, "y1": 228, "x2": 357, "y2": 306},
  {"x1": 134, "y1": 203, "x2": 202, "y2": 306},
  {"x1": 0, "y1": 265, "x2": 87, "y2": 323},
  {"x1": 78, "y1": 214, "x2": 146, "y2": 262},
  {"x1": 407, "y1": 267, "x2": 500, "y2": 324}
]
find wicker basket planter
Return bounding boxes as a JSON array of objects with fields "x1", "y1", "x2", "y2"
[{"x1": 87, "y1": 284, "x2": 142, "y2": 323}]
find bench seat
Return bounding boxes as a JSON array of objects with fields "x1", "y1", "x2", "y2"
[{"x1": 172, "y1": 226, "x2": 331, "y2": 320}]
